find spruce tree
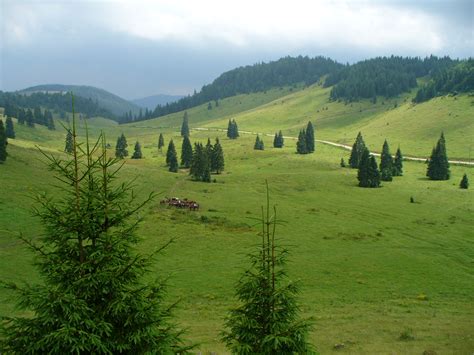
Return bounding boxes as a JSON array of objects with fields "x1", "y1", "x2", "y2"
[
  {"x1": 358, "y1": 149, "x2": 380, "y2": 188},
  {"x1": 296, "y1": 129, "x2": 307, "y2": 154},
  {"x1": 379, "y1": 139, "x2": 393, "y2": 181},
  {"x1": 427, "y1": 133, "x2": 450, "y2": 180},
  {"x1": 166, "y1": 139, "x2": 178, "y2": 169},
  {"x1": 227, "y1": 119, "x2": 233, "y2": 139},
  {"x1": 181, "y1": 111, "x2": 190, "y2": 137},
  {"x1": 131, "y1": 141, "x2": 143, "y2": 159},
  {"x1": 357, "y1": 148, "x2": 370, "y2": 187},
  {"x1": 340, "y1": 158, "x2": 346, "y2": 167},
  {"x1": 460, "y1": 174, "x2": 469, "y2": 189},
  {"x1": 393, "y1": 147, "x2": 403, "y2": 176},
  {"x1": 181, "y1": 135, "x2": 193, "y2": 168},
  {"x1": 64, "y1": 129, "x2": 74, "y2": 154},
  {"x1": 0, "y1": 98, "x2": 191, "y2": 353},
  {"x1": 158, "y1": 133, "x2": 165, "y2": 152},
  {"x1": 115, "y1": 133, "x2": 128, "y2": 159},
  {"x1": 0, "y1": 119, "x2": 7, "y2": 163},
  {"x1": 305, "y1": 121, "x2": 315, "y2": 152},
  {"x1": 349, "y1": 132, "x2": 367, "y2": 168},
  {"x1": 222, "y1": 182, "x2": 313, "y2": 353},
  {"x1": 5, "y1": 116, "x2": 15, "y2": 139},
  {"x1": 273, "y1": 131, "x2": 284, "y2": 148},
  {"x1": 367, "y1": 155, "x2": 381, "y2": 187},
  {"x1": 254, "y1": 135, "x2": 264, "y2": 150},
  {"x1": 227, "y1": 119, "x2": 239, "y2": 139},
  {"x1": 278, "y1": 130, "x2": 284, "y2": 148},
  {"x1": 190, "y1": 143, "x2": 211, "y2": 182},
  {"x1": 212, "y1": 137, "x2": 225, "y2": 174}
]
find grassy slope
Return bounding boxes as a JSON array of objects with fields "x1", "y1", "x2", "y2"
[
  {"x1": 195, "y1": 85, "x2": 473, "y2": 160},
  {"x1": 1, "y1": 86, "x2": 473, "y2": 353}
]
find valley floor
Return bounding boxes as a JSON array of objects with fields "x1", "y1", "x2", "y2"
[{"x1": 1, "y1": 126, "x2": 473, "y2": 354}]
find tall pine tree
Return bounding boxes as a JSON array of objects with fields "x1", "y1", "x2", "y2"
[
  {"x1": 222, "y1": 182, "x2": 313, "y2": 353},
  {"x1": 393, "y1": 147, "x2": 403, "y2": 176},
  {"x1": 131, "y1": 141, "x2": 143, "y2": 159},
  {"x1": 115, "y1": 133, "x2": 128, "y2": 159},
  {"x1": 0, "y1": 119, "x2": 7, "y2": 163},
  {"x1": 296, "y1": 129, "x2": 307, "y2": 154},
  {"x1": 211, "y1": 137, "x2": 225, "y2": 174},
  {"x1": 5, "y1": 116, "x2": 15, "y2": 139},
  {"x1": 349, "y1": 132, "x2": 366, "y2": 168},
  {"x1": 166, "y1": 139, "x2": 178, "y2": 172},
  {"x1": 0, "y1": 96, "x2": 191, "y2": 353},
  {"x1": 181, "y1": 111, "x2": 190, "y2": 137},
  {"x1": 379, "y1": 139, "x2": 393, "y2": 181},
  {"x1": 358, "y1": 149, "x2": 380, "y2": 188},
  {"x1": 305, "y1": 121, "x2": 315, "y2": 153},
  {"x1": 227, "y1": 119, "x2": 239, "y2": 139},
  {"x1": 158, "y1": 133, "x2": 165, "y2": 152},
  {"x1": 181, "y1": 135, "x2": 193, "y2": 168},
  {"x1": 190, "y1": 143, "x2": 211, "y2": 182},
  {"x1": 427, "y1": 133, "x2": 450, "y2": 180}
]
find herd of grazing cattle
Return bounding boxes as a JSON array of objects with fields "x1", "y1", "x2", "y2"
[{"x1": 160, "y1": 197, "x2": 200, "y2": 211}]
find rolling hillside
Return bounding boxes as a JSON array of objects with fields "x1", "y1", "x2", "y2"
[
  {"x1": 19, "y1": 84, "x2": 140, "y2": 117},
  {"x1": 128, "y1": 83, "x2": 474, "y2": 161}
]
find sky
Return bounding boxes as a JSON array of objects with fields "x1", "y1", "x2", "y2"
[{"x1": 1, "y1": 0, "x2": 472, "y2": 99}]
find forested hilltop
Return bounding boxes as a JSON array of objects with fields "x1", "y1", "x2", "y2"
[
  {"x1": 414, "y1": 59, "x2": 474, "y2": 103},
  {"x1": 128, "y1": 55, "x2": 465, "y2": 123},
  {"x1": 326, "y1": 55, "x2": 458, "y2": 101},
  {"x1": 133, "y1": 56, "x2": 343, "y2": 122},
  {"x1": 0, "y1": 91, "x2": 114, "y2": 120}
]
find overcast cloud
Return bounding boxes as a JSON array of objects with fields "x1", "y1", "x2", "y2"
[{"x1": 1, "y1": 0, "x2": 472, "y2": 98}]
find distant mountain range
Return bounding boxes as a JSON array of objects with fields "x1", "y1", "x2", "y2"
[
  {"x1": 19, "y1": 84, "x2": 141, "y2": 117},
  {"x1": 131, "y1": 94, "x2": 184, "y2": 110}
]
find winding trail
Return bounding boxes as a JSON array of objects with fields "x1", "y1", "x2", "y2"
[{"x1": 193, "y1": 127, "x2": 474, "y2": 166}]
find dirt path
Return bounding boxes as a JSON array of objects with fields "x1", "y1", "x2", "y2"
[{"x1": 193, "y1": 127, "x2": 474, "y2": 166}]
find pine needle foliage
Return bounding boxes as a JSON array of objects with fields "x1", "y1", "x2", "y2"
[
  {"x1": 254, "y1": 135, "x2": 264, "y2": 150},
  {"x1": 427, "y1": 132, "x2": 450, "y2": 180},
  {"x1": 131, "y1": 141, "x2": 143, "y2": 159},
  {"x1": 166, "y1": 139, "x2": 178, "y2": 172},
  {"x1": 348, "y1": 132, "x2": 366, "y2": 168},
  {"x1": 211, "y1": 137, "x2": 225, "y2": 174},
  {"x1": 296, "y1": 129, "x2": 308, "y2": 154},
  {"x1": 393, "y1": 147, "x2": 403, "y2": 176},
  {"x1": 305, "y1": 121, "x2": 315, "y2": 153},
  {"x1": 222, "y1": 182, "x2": 314, "y2": 354},
  {"x1": 379, "y1": 139, "x2": 393, "y2": 181},
  {"x1": 181, "y1": 111, "x2": 190, "y2": 137},
  {"x1": 181, "y1": 135, "x2": 193, "y2": 168},
  {"x1": 64, "y1": 129, "x2": 74, "y2": 153},
  {"x1": 0, "y1": 95, "x2": 191, "y2": 354},
  {"x1": 158, "y1": 133, "x2": 165, "y2": 152}
]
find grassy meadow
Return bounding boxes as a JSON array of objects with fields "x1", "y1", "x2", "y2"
[{"x1": 1, "y1": 86, "x2": 473, "y2": 354}]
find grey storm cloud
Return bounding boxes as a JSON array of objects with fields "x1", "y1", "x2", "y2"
[{"x1": 1, "y1": 0, "x2": 472, "y2": 99}]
